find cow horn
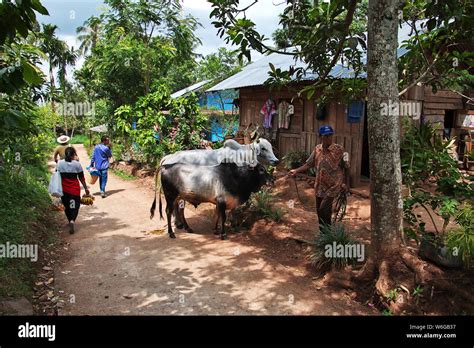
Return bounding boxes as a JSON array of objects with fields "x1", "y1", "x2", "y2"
[{"x1": 250, "y1": 130, "x2": 258, "y2": 141}]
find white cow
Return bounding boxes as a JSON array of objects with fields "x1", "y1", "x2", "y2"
[{"x1": 161, "y1": 138, "x2": 279, "y2": 167}]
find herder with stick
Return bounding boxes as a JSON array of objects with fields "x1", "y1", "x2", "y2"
[{"x1": 289, "y1": 125, "x2": 350, "y2": 229}]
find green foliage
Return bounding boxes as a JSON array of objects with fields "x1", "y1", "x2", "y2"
[
  {"x1": 401, "y1": 120, "x2": 474, "y2": 246},
  {"x1": 198, "y1": 47, "x2": 243, "y2": 81},
  {"x1": 0, "y1": 0, "x2": 49, "y2": 45},
  {"x1": 0, "y1": 163, "x2": 57, "y2": 298},
  {"x1": 310, "y1": 223, "x2": 359, "y2": 272},
  {"x1": 210, "y1": 0, "x2": 366, "y2": 100},
  {"x1": 412, "y1": 285, "x2": 423, "y2": 297},
  {"x1": 70, "y1": 134, "x2": 89, "y2": 144},
  {"x1": 250, "y1": 187, "x2": 283, "y2": 222},
  {"x1": 73, "y1": 0, "x2": 205, "y2": 165},
  {"x1": 282, "y1": 150, "x2": 308, "y2": 169},
  {"x1": 445, "y1": 203, "x2": 474, "y2": 266},
  {"x1": 400, "y1": 0, "x2": 474, "y2": 93},
  {"x1": 75, "y1": 0, "x2": 200, "y2": 110},
  {"x1": 0, "y1": 41, "x2": 45, "y2": 143},
  {"x1": 113, "y1": 87, "x2": 207, "y2": 165},
  {"x1": 0, "y1": 106, "x2": 57, "y2": 298},
  {"x1": 387, "y1": 288, "x2": 399, "y2": 302}
]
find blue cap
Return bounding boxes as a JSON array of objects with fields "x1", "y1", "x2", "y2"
[{"x1": 319, "y1": 125, "x2": 334, "y2": 136}]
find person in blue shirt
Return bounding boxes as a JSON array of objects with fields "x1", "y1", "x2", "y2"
[{"x1": 90, "y1": 135, "x2": 113, "y2": 198}]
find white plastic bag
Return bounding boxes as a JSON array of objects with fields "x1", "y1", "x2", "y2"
[{"x1": 48, "y1": 171, "x2": 63, "y2": 197}]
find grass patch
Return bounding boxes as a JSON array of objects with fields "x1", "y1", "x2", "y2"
[
  {"x1": 69, "y1": 134, "x2": 89, "y2": 145},
  {"x1": 111, "y1": 168, "x2": 136, "y2": 181},
  {"x1": 0, "y1": 164, "x2": 59, "y2": 299}
]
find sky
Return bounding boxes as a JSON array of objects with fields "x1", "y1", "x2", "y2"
[{"x1": 37, "y1": 0, "x2": 285, "y2": 78}]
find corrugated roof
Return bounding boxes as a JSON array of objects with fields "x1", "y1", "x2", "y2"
[
  {"x1": 89, "y1": 124, "x2": 108, "y2": 133},
  {"x1": 207, "y1": 47, "x2": 409, "y2": 92},
  {"x1": 171, "y1": 80, "x2": 211, "y2": 98},
  {"x1": 206, "y1": 52, "x2": 307, "y2": 91}
]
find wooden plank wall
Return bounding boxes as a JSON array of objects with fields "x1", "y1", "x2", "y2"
[
  {"x1": 240, "y1": 85, "x2": 364, "y2": 187},
  {"x1": 404, "y1": 86, "x2": 473, "y2": 141},
  {"x1": 239, "y1": 86, "x2": 304, "y2": 159},
  {"x1": 421, "y1": 87, "x2": 464, "y2": 127}
]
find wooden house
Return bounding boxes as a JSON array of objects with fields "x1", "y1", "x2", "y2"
[{"x1": 207, "y1": 53, "x2": 474, "y2": 187}]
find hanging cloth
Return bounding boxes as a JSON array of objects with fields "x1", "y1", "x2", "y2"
[
  {"x1": 347, "y1": 100, "x2": 364, "y2": 123},
  {"x1": 260, "y1": 99, "x2": 277, "y2": 129},
  {"x1": 278, "y1": 100, "x2": 294, "y2": 129}
]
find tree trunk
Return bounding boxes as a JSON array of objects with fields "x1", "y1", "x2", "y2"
[
  {"x1": 49, "y1": 66, "x2": 56, "y2": 114},
  {"x1": 364, "y1": 0, "x2": 403, "y2": 281}
]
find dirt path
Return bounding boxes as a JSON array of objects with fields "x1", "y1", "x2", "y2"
[{"x1": 54, "y1": 144, "x2": 374, "y2": 315}]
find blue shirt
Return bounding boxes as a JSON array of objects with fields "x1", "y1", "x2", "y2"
[{"x1": 91, "y1": 143, "x2": 112, "y2": 170}]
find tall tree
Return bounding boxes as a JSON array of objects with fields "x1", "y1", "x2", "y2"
[
  {"x1": 39, "y1": 24, "x2": 77, "y2": 131},
  {"x1": 39, "y1": 24, "x2": 66, "y2": 111},
  {"x1": 364, "y1": 0, "x2": 403, "y2": 297},
  {"x1": 76, "y1": 16, "x2": 102, "y2": 56},
  {"x1": 75, "y1": 0, "x2": 201, "y2": 113}
]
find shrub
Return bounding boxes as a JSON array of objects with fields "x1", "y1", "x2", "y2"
[
  {"x1": 444, "y1": 203, "x2": 474, "y2": 267},
  {"x1": 0, "y1": 107, "x2": 59, "y2": 299},
  {"x1": 113, "y1": 87, "x2": 208, "y2": 165},
  {"x1": 282, "y1": 150, "x2": 308, "y2": 169},
  {"x1": 250, "y1": 187, "x2": 283, "y2": 222},
  {"x1": 401, "y1": 120, "x2": 474, "y2": 243},
  {"x1": 310, "y1": 223, "x2": 360, "y2": 273}
]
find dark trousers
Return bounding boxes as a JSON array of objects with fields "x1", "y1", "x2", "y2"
[
  {"x1": 61, "y1": 192, "x2": 81, "y2": 222},
  {"x1": 316, "y1": 196, "x2": 334, "y2": 229}
]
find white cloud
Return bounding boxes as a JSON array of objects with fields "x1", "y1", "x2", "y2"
[
  {"x1": 181, "y1": 0, "x2": 212, "y2": 10},
  {"x1": 184, "y1": 0, "x2": 283, "y2": 60}
]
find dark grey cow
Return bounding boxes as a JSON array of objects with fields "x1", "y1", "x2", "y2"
[{"x1": 150, "y1": 163, "x2": 273, "y2": 240}]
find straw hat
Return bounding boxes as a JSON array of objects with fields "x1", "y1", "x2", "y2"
[{"x1": 57, "y1": 135, "x2": 71, "y2": 144}]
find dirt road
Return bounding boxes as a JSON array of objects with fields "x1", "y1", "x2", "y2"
[{"x1": 54, "y1": 144, "x2": 373, "y2": 315}]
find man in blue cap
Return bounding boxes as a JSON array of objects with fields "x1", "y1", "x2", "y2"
[{"x1": 289, "y1": 125, "x2": 350, "y2": 229}]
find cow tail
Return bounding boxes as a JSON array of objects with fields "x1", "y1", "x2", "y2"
[
  {"x1": 150, "y1": 165, "x2": 162, "y2": 220},
  {"x1": 158, "y1": 174, "x2": 163, "y2": 220}
]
